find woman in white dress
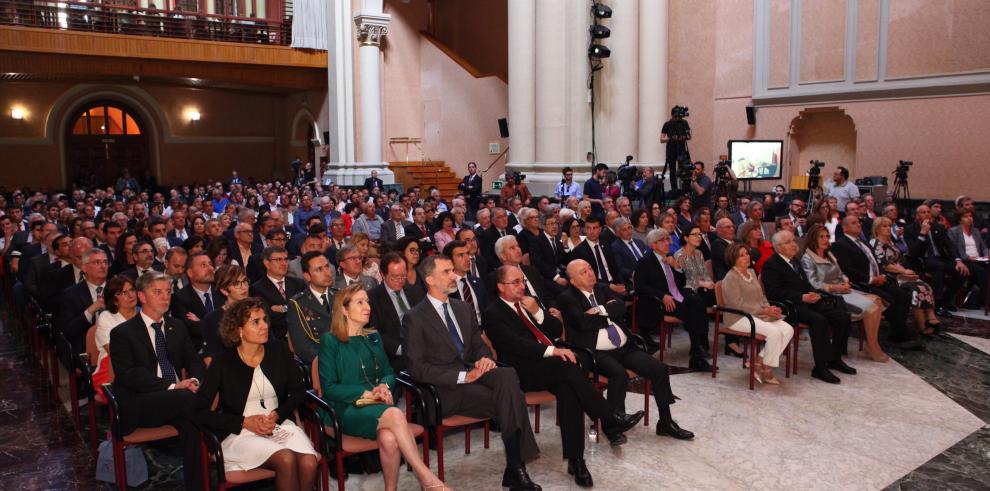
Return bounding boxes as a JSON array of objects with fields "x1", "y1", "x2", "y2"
[
  {"x1": 197, "y1": 298, "x2": 319, "y2": 490},
  {"x1": 92, "y1": 276, "x2": 139, "y2": 395}
]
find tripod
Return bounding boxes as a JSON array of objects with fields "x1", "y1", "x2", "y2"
[
  {"x1": 806, "y1": 173, "x2": 824, "y2": 212},
  {"x1": 710, "y1": 168, "x2": 736, "y2": 212},
  {"x1": 892, "y1": 173, "x2": 910, "y2": 201}
]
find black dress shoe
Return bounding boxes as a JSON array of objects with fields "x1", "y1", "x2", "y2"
[
  {"x1": 828, "y1": 360, "x2": 857, "y2": 375},
  {"x1": 656, "y1": 420, "x2": 694, "y2": 440},
  {"x1": 604, "y1": 431, "x2": 627, "y2": 446},
  {"x1": 604, "y1": 410, "x2": 645, "y2": 435},
  {"x1": 567, "y1": 458, "x2": 594, "y2": 488},
  {"x1": 502, "y1": 465, "x2": 542, "y2": 491},
  {"x1": 811, "y1": 367, "x2": 840, "y2": 384},
  {"x1": 688, "y1": 358, "x2": 713, "y2": 372}
]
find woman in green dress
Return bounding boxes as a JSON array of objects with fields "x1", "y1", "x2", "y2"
[{"x1": 318, "y1": 284, "x2": 447, "y2": 491}]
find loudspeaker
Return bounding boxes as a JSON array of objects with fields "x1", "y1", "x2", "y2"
[
  {"x1": 497, "y1": 118, "x2": 509, "y2": 138},
  {"x1": 322, "y1": 131, "x2": 330, "y2": 144},
  {"x1": 745, "y1": 105, "x2": 756, "y2": 125}
]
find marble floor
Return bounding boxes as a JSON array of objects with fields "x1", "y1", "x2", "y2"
[{"x1": 2, "y1": 307, "x2": 989, "y2": 491}]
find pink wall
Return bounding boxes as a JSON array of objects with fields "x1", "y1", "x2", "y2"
[{"x1": 671, "y1": 0, "x2": 990, "y2": 200}]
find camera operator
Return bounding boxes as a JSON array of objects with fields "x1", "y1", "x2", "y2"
[
  {"x1": 661, "y1": 106, "x2": 692, "y2": 192},
  {"x1": 825, "y1": 166, "x2": 860, "y2": 211},
  {"x1": 555, "y1": 166, "x2": 582, "y2": 201},
  {"x1": 584, "y1": 163, "x2": 608, "y2": 218},
  {"x1": 636, "y1": 166, "x2": 662, "y2": 209},
  {"x1": 688, "y1": 162, "x2": 713, "y2": 210}
]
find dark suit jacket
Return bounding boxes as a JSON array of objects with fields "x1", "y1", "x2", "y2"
[
  {"x1": 245, "y1": 252, "x2": 267, "y2": 283},
  {"x1": 109, "y1": 314, "x2": 205, "y2": 400},
  {"x1": 228, "y1": 242, "x2": 263, "y2": 272},
  {"x1": 22, "y1": 250, "x2": 51, "y2": 299},
  {"x1": 196, "y1": 340, "x2": 304, "y2": 440},
  {"x1": 831, "y1": 234, "x2": 878, "y2": 287},
  {"x1": 380, "y1": 220, "x2": 411, "y2": 249},
  {"x1": 484, "y1": 264, "x2": 557, "y2": 309},
  {"x1": 449, "y1": 273, "x2": 487, "y2": 322},
  {"x1": 368, "y1": 282, "x2": 426, "y2": 369},
  {"x1": 286, "y1": 287, "x2": 334, "y2": 364},
  {"x1": 480, "y1": 227, "x2": 515, "y2": 269},
  {"x1": 402, "y1": 297, "x2": 490, "y2": 391},
  {"x1": 170, "y1": 284, "x2": 226, "y2": 345},
  {"x1": 947, "y1": 225, "x2": 989, "y2": 260},
  {"x1": 516, "y1": 228, "x2": 540, "y2": 255},
  {"x1": 527, "y1": 232, "x2": 566, "y2": 283},
  {"x1": 610, "y1": 238, "x2": 648, "y2": 281},
  {"x1": 558, "y1": 284, "x2": 630, "y2": 351},
  {"x1": 120, "y1": 262, "x2": 165, "y2": 282},
  {"x1": 364, "y1": 177, "x2": 384, "y2": 192},
  {"x1": 58, "y1": 281, "x2": 99, "y2": 354},
  {"x1": 404, "y1": 222, "x2": 437, "y2": 254},
  {"x1": 483, "y1": 299, "x2": 563, "y2": 376},
  {"x1": 632, "y1": 251, "x2": 688, "y2": 329},
  {"x1": 904, "y1": 221, "x2": 953, "y2": 260},
  {"x1": 710, "y1": 237, "x2": 734, "y2": 281},
  {"x1": 571, "y1": 239, "x2": 622, "y2": 285},
  {"x1": 760, "y1": 253, "x2": 815, "y2": 305},
  {"x1": 166, "y1": 229, "x2": 190, "y2": 248},
  {"x1": 250, "y1": 276, "x2": 305, "y2": 341},
  {"x1": 459, "y1": 174, "x2": 482, "y2": 205}
]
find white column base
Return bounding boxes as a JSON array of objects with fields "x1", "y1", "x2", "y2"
[
  {"x1": 322, "y1": 162, "x2": 394, "y2": 186},
  {"x1": 506, "y1": 161, "x2": 669, "y2": 198}
]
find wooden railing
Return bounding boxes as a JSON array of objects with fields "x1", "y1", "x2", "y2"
[{"x1": 0, "y1": 0, "x2": 292, "y2": 45}]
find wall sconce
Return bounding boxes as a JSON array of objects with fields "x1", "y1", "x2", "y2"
[
  {"x1": 10, "y1": 107, "x2": 25, "y2": 120},
  {"x1": 188, "y1": 110, "x2": 201, "y2": 122}
]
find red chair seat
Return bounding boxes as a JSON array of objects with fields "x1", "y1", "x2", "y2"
[
  {"x1": 123, "y1": 425, "x2": 177, "y2": 444},
  {"x1": 524, "y1": 391, "x2": 555, "y2": 405}
]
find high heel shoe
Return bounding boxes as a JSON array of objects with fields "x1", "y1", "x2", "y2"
[
  {"x1": 762, "y1": 368, "x2": 780, "y2": 385},
  {"x1": 423, "y1": 483, "x2": 452, "y2": 491},
  {"x1": 724, "y1": 343, "x2": 745, "y2": 358}
]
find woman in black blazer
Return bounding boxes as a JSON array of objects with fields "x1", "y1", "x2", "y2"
[{"x1": 197, "y1": 297, "x2": 319, "y2": 491}]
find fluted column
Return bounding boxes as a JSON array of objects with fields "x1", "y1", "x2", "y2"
[
  {"x1": 507, "y1": 0, "x2": 536, "y2": 165},
  {"x1": 354, "y1": 12, "x2": 389, "y2": 166},
  {"x1": 638, "y1": 0, "x2": 667, "y2": 164},
  {"x1": 596, "y1": 0, "x2": 638, "y2": 164},
  {"x1": 534, "y1": 0, "x2": 567, "y2": 163}
]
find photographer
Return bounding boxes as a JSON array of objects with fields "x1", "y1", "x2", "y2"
[
  {"x1": 825, "y1": 166, "x2": 860, "y2": 211},
  {"x1": 661, "y1": 106, "x2": 691, "y2": 192},
  {"x1": 688, "y1": 161, "x2": 713, "y2": 210},
  {"x1": 555, "y1": 166, "x2": 582, "y2": 201}
]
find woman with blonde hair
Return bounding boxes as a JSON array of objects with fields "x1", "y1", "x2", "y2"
[
  {"x1": 317, "y1": 284, "x2": 447, "y2": 491},
  {"x1": 871, "y1": 216, "x2": 939, "y2": 335}
]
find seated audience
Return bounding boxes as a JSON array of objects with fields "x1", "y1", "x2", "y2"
[
  {"x1": 570, "y1": 216, "x2": 625, "y2": 294},
  {"x1": 333, "y1": 244, "x2": 377, "y2": 290},
  {"x1": 287, "y1": 251, "x2": 335, "y2": 365},
  {"x1": 527, "y1": 213, "x2": 567, "y2": 286},
  {"x1": 720, "y1": 244, "x2": 794, "y2": 384},
  {"x1": 905, "y1": 204, "x2": 965, "y2": 314},
  {"x1": 433, "y1": 211, "x2": 458, "y2": 253},
  {"x1": 801, "y1": 223, "x2": 889, "y2": 362},
  {"x1": 249, "y1": 246, "x2": 305, "y2": 342},
  {"x1": 92, "y1": 275, "x2": 138, "y2": 396},
  {"x1": 656, "y1": 212, "x2": 682, "y2": 255},
  {"x1": 674, "y1": 225, "x2": 715, "y2": 305},
  {"x1": 394, "y1": 236, "x2": 425, "y2": 290},
  {"x1": 201, "y1": 264, "x2": 250, "y2": 359},
  {"x1": 947, "y1": 209, "x2": 989, "y2": 308},
  {"x1": 610, "y1": 217, "x2": 648, "y2": 282},
  {"x1": 739, "y1": 220, "x2": 774, "y2": 274},
  {"x1": 872, "y1": 217, "x2": 940, "y2": 336},
  {"x1": 197, "y1": 297, "x2": 320, "y2": 490}
]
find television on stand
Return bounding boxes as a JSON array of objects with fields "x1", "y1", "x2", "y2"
[{"x1": 727, "y1": 140, "x2": 783, "y2": 180}]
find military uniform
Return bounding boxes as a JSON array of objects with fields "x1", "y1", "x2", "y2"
[{"x1": 287, "y1": 287, "x2": 336, "y2": 364}]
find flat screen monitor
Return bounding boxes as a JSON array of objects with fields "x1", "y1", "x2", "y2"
[{"x1": 728, "y1": 140, "x2": 783, "y2": 180}]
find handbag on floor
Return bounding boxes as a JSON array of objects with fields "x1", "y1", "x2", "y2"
[{"x1": 95, "y1": 439, "x2": 148, "y2": 486}]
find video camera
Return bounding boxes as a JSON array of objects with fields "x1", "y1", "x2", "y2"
[
  {"x1": 672, "y1": 105, "x2": 689, "y2": 118},
  {"x1": 714, "y1": 159, "x2": 731, "y2": 178},
  {"x1": 808, "y1": 160, "x2": 825, "y2": 173},
  {"x1": 894, "y1": 160, "x2": 912, "y2": 180}
]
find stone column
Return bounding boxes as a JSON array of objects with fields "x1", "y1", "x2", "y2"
[
  {"x1": 354, "y1": 12, "x2": 389, "y2": 167},
  {"x1": 638, "y1": 0, "x2": 667, "y2": 165},
  {"x1": 507, "y1": 0, "x2": 536, "y2": 169},
  {"x1": 596, "y1": 0, "x2": 638, "y2": 164}
]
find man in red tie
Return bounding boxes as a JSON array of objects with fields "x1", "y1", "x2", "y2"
[{"x1": 484, "y1": 265, "x2": 643, "y2": 488}]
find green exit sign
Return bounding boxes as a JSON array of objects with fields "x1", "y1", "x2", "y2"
[{"x1": 492, "y1": 180, "x2": 503, "y2": 190}]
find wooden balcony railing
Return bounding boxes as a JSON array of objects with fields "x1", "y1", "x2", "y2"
[{"x1": 0, "y1": 0, "x2": 292, "y2": 45}]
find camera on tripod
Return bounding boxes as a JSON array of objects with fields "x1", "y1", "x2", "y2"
[
  {"x1": 808, "y1": 160, "x2": 825, "y2": 172},
  {"x1": 714, "y1": 159, "x2": 731, "y2": 178},
  {"x1": 895, "y1": 160, "x2": 912, "y2": 177},
  {"x1": 672, "y1": 105, "x2": 689, "y2": 118}
]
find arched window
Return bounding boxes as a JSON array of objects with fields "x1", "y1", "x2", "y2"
[{"x1": 71, "y1": 104, "x2": 142, "y2": 136}]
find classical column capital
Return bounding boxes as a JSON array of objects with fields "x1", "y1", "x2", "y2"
[{"x1": 354, "y1": 13, "x2": 391, "y2": 47}]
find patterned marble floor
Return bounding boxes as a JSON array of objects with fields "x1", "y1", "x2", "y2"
[{"x1": 1, "y1": 306, "x2": 988, "y2": 491}]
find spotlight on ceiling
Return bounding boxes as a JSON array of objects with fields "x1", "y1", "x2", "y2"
[
  {"x1": 588, "y1": 44, "x2": 611, "y2": 59},
  {"x1": 589, "y1": 24, "x2": 611, "y2": 39},
  {"x1": 591, "y1": 3, "x2": 612, "y2": 19}
]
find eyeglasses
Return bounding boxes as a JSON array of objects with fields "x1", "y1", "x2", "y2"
[
  {"x1": 115, "y1": 289, "x2": 136, "y2": 297},
  {"x1": 407, "y1": 248, "x2": 420, "y2": 254},
  {"x1": 499, "y1": 279, "x2": 526, "y2": 286},
  {"x1": 386, "y1": 273, "x2": 408, "y2": 281},
  {"x1": 232, "y1": 279, "x2": 250, "y2": 287}
]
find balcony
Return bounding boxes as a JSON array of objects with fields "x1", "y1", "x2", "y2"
[{"x1": 0, "y1": 0, "x2": 292, "y2": 45}]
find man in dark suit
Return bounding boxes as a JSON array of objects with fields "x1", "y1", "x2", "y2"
[
  {"x1": 458, "y1": 161, "x2": 482, "y2": 211},
  {"x1": 108, "y1": 271, "x2": 204, "y2": 490},
  {"x1": 170, "y1": 252, "x2": 225, "y2": 347},
  {"x1": 58, "y1": 247, "x2": 109, "y2": 362},
  {"x1": 455, "y1": 227, "x2": 490, "y2": 278},
  {"x1": 570, "y1": 216, "x2": 626, "y2": 295},
  {"x1": 25, "y1": 230, "x2": 68, "y2": 308},
  {"x1": 844, "y1": 201, "x2": 873, "y2": 241},
  {"x1": 404, "y1": 206, "x2": 436, "y2": 255},
  {"x1": 905, "y1": 203, "x2": 965, "y2": 314},
  {"x1": 287, "y1": 252, "x2": 335, "y2": 365},
  {"x1": 229, "y1": 222, "x2": 263, "y2": 271},
  {"x1": 120, "y1": 240, "x2": 165, "y2": 282},
  {"x1": 165, "y1": 210, "x2": 190, "y2": 247},
  {"x1": 480, "y1": 208, "x2": 515, "y2": 269},
  {"x1": 246, "y1": 229, "x2": 288, "y2": 283},
  {"x1": 332, "y1": 244, "x2": 378, "y2": 291},
  {"x1": 484, "y1": 235, "x2": 560, "y2": 310},
  {"x1": 633, "y1": 228, "x2": 711, "y2": 370},
  {"x1": 249, "y1": 246, "x2": 304, "y2": 342},
  {"x1": 402, "y1": 256, "x2": 541, "y2": 491},
  {"x1": 368, "y1": 252, "x2": 425, "y2": 372},
  {"x1": 98, "y1": 221, "x2": 122, "y2": 263},
  {"x1": 526, "y1": 215, "x2": 567, "y2": 287},
  {"x1": 363, "y1": 169, "x2": 384, "y2": 193},
  {"x1": 761, "y1": 230, "x2": 854, "y2": 384},
  {"x1": 380, "y1": 204, "x2": 411, "y2": 250},
  {"x1": 560, "y1": 259, "x2": 694, "y2": 442},
  {"x1": 444, "y1": 240, "x2": 486, "y2": 325},
  {"x1": 832, "y1": 216, "x2": 917, "y2": 348},
  {"x1": 737, "y1": 201, "x2": 775, "y2": 241},
  {"x1": 711, "y1": 218, "x2": 737, "y2": 281},
  {"x1": 610, "y1": 217, "x2": 648, "y2": 282},
  {"x1": 485, "y1": 264, "x2": 642, "y2": 487}
]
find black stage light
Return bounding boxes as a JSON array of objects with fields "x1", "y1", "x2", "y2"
[
  {"x1": 588, "y1": 44, "x2": 611, "y2": 59},
  {"x1": 592, "y1": 3, "x2": 612, "y2": 19},
  {"x1": 590, "y1": 24, "x2": 611, "y2": 38}
]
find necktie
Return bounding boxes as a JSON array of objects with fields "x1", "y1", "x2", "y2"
[
  {"x1": 470, "y1": 257, "x2": 479, "y2": 278},
  {"x1": 499, "y1": 229, "x2": 505, "y2": 238},
  {"x1": 589, "y1": 293, "x2": 622, "y2": 347},
  {"x1": 461, "y1": 278, "x2": 475, "y2": 310},
  {"x1": 442, "y1": 303, "x2": 464, "y2": 358},
  {"x1": 172, "y1": 278, "x2": 179, "y2": 293},
  {"x1": 659, "y1": 261, "x2": 684, "y2": 302},
  {"x1": 203, "y1": 292, "x2": 214, "y2": 313},
  {"x1": 395, "y1": 222, "x2": 404, "y2": 239},
  {"x1": 394, "y1": 290, "x2": 409, "y2": 315},
  {"x1": 277, "y1": 280, "x2": 286, "y2": 299},
  {"x1": 320, "y1": 293, "x2": 330, "y2": 312},
  {"x1": 420, "y1": 225, "x2": 427, "y2": 237},
  {"x1": 594, "y1": 244, "x2": 612, "y2": 282},
  {"x1": 514, "y1": 302, "x2": 553, "y2": 346},
  {"x1": 855, "y1": 240, "x2": 881, "y2": 278},
  {"x1": 78, "y1": 270, "x2": 86, "y2": 284},
  {"x1": 150, "y1": 321, "x2": 178, "y2": 384},
  {"x1": 928, "y1": 234, "x2": 940, "y2": 257},
  {"x1": 628, "y1": 241, "x2": 642, "y2": 260},
  {"x1": 548, "y1": 236, "x2": 556, "y2": 254},
  {"x1": 789, "y1": 258, "x2": 807, "y2": 280}
]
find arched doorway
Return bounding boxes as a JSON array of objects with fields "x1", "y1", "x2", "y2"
[{"x1": 65, "y1": 101, "x2": 150, "y2": 188}]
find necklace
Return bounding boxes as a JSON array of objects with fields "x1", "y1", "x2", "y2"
[
  {"x1": 238, "y1": 346, "x2": 268, "y2": 409},
  {"x1": 356, "y1": 335, "x2": 381, "y2": 388}
]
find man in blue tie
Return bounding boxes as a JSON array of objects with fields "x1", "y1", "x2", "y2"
[
  {"x1": 402, "y1": 255, "x2": 542, "y2": 491},
  {"x1": 108, "y1": 271, "x2": 205, "y2": 489},
  {"x1": 610, "y1": 217, "x2": 647, "y2": 280}
]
